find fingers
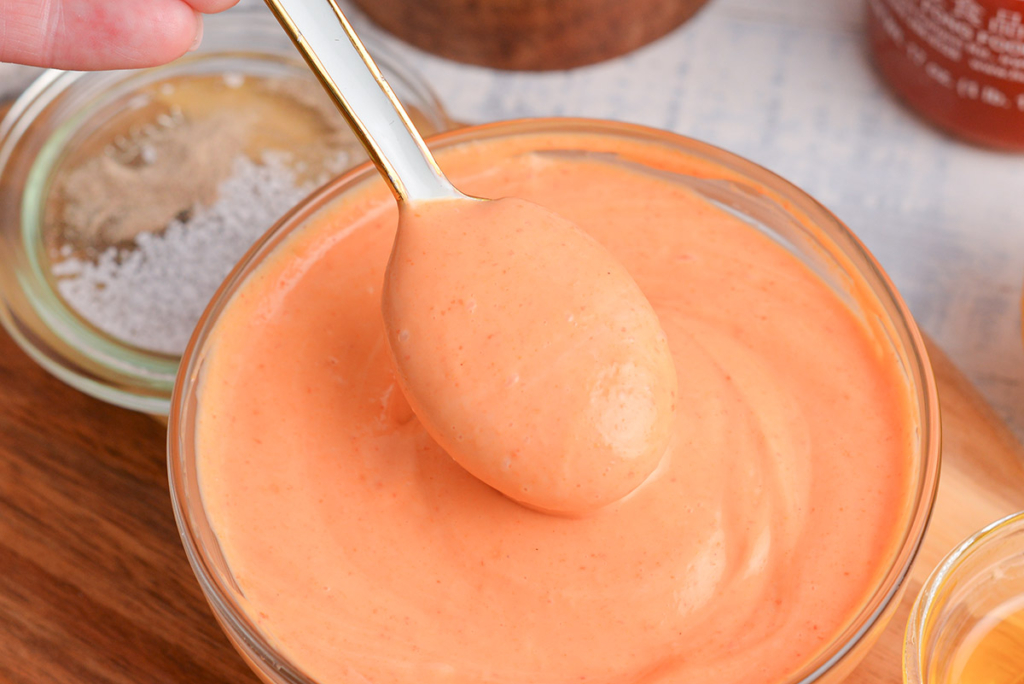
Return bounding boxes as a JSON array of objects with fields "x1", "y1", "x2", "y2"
[
  {"x1": 0, "y1": 0, "x2": 203, "y2": 70},
  {"x1": 180, "y1": 0, "x2": 240, "y2": 13}
]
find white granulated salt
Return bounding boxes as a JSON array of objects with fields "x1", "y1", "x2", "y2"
[{"x1": 53, "y1": 154, "x2": 315, "y2": 355}]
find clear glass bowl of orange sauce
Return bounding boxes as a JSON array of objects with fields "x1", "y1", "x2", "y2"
[{"x1": 169, "y1": 118, "x2": 941, "y2": 684}]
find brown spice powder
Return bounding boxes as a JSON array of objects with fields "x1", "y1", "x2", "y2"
[{"x1": 56, "y1": 111, "x2": 255, "y2": 248}]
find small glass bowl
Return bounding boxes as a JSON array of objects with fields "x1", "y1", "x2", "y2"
[
  {"x1": 169, "y1": 118, "x2": 941, "y2": 684},
  {"x1": 904, "y1": 510, "x2": 1024, "y2": 684},
  {"x1": 0, "y1": 5, "x2": 448, "y2": 416}
]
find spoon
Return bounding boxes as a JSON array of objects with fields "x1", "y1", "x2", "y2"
[{"x1": 264, "y1": 0, "x2": 678, "y2": 515}]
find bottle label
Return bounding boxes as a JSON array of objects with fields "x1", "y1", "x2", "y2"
[{"x1": 869, "y1": 0, "x2": 1024, "y2": 111}]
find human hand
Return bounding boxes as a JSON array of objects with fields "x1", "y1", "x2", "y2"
[{"x1": 0, "y1": 0, "x2": 239, "y2": 70}]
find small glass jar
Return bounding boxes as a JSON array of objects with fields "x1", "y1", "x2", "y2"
[
  {"x1": 904, "y1": 510, "x2": 1024, "y2": 684},
  {"x1": 0, "y1": 5, "x2": 448, "y2": 416},
  {"x1": 169, "y1": 118, "x2": 941, "y2": 684}
]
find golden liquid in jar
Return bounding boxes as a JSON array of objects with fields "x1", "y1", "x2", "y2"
[{"x1": 948, "y1": 598, "x2": 1024, "y2": 684}]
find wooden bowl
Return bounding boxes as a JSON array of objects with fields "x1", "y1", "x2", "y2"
[{"x1": 352, "y1": 0, "x2": 712, "y2": 71}]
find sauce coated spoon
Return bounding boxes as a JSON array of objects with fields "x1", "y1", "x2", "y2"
[{"x1": 264, "y1": 0, "x2": 678, "y2": 515}]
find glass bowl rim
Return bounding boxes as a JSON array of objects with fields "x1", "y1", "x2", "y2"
[
  {"x1": 903, "y1": 508, "x2": 1024, "y2": 683},
  {"x1": 169, "y1": 116, "x2": 942, "y2": 684}
]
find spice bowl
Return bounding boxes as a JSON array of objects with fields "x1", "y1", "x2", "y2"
[
  {"x1": 905, "y1": 510, "x2": 1024, "y2": 684},
  {"x1": 0, "y1": 4, "x2": 449, "y2": 415},
  {"x1": 169, "y1": 118, "x2": 940, "y2": 684}
]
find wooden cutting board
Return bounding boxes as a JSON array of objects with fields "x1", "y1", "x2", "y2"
[{"x1": 0, "y1": 327, "x2": 1021, "y2": 683}]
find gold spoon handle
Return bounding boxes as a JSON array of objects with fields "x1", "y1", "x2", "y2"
[{"x1": 263, "y1": 0, "x2": 458, "y2": 202}]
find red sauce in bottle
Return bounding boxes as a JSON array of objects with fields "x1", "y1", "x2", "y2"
[{"x1": 868, "y1": 0, "x2": 1024, "y2": 151}]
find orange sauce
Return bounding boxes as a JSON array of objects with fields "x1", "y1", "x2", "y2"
[{"x1": 196, "y1": 132, "x2": 915, "y2": 684}]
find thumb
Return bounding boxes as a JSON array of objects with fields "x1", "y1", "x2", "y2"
[{"x1": 0, "y1": 0, "x2": 203, "y2": 70}]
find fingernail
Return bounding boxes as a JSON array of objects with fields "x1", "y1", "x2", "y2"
[{"x1": 189, "y1": 13, "x2": 204, "y2": 52}]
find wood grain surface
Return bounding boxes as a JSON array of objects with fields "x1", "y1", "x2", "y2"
[
  {"x1": 0, "y1": 324, "x2": 1021, "y2": 683},
  {"x1": 0, "y1": 327, "x2": 258, "y2": 684}
]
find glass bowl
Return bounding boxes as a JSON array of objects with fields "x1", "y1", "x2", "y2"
[
  {"x1": 169, "y1": 118, "x2": 941, "y2": 684},
  {"x1": 904, "y1": 510, "x2": 1024, "y2": 684},
  {"x1": 0, "y1": 5, "x2": 448, "y2": 416}
]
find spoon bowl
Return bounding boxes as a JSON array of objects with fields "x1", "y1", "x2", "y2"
[
  {"x1": 383, "y1": 196, "x2": 677, "y2": 514},
  {"x1": 264, "y1": 0, "x2": 678, "y2": 513}
]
